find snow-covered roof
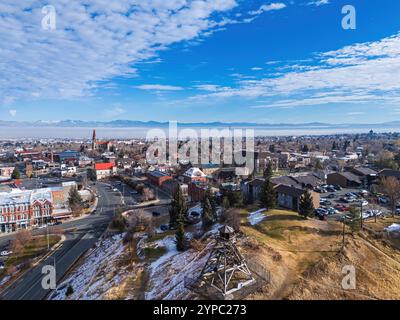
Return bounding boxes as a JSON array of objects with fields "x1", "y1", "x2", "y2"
[
  {"x1": 0, "y1": 188, "x2": 52, "y2": 206},
  {"x1": 183, "y1": 167, "x2": 206, "y2": 178}
]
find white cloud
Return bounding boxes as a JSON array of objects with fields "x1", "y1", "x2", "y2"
[
  {"x1": 307, "y1": 0, "x2": 330, "y2": 6},
  {"x1": 189, "y1": 32, "x2": 400, "y2": 108},
  {"x1": 251, "y1": 67, "x2": 263, "y2": 71},
  {"x1": 8, "y1": 109, "x2": 17, "y2": 117},
  {"x1": 346, "y1": 112, "x2": 365, "y2": 116},
  {"x1": 0, "y1": 0, "x2": 238, "y2": 101},
  {"x1": 249, "y1": 3, "x2": 287, "y2": 15},
  {"x1": 135, "y1": 84, "x2": 184, "y2": 91}
]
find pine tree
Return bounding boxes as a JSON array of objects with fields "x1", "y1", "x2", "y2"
[
  {"x1": 348, "y1": 206, "x2": 361, "y2": 234},
  {"x1": 263, "y1": 162, "x2": 273, "y2": 180},
  {"x1": 222, "y1": 196, "x2": 230, "y2": 210},
  {"x1": 11, "y1": 167, "x2": 20, "y2": 180},
  {"x1": 299, "y1": 190, "x2": 314, "y2": 218},
  {"x1": 260, "y1": 178, "x2": 276, "y2": 210},
  {"x1": 202, "y1": 197, "x2": 213, "y2": 231},
  {"x1": 169, "y1": 187, "x2": 187, "y2": 228},
  {"x1": 332, "y1": 141, "x2": 337, "y2": 151},
  {"x1": 175, "y1": 217, "x2": 186, "y2": 251}
]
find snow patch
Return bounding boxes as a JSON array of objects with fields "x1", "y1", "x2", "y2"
[{"x1": 247, "y1": 208, "x2": 267, "y2": 225}]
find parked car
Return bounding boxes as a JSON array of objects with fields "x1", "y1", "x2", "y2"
[
  {"x1": 327, "y1": 207, "x2": 339, "y2": 215},
  {"x1": 315, "y1": 208, "x2": 328, "y2": 216},
  {"x1": 0, "y1": 261, "x2": 4, "y2": 270},
  {"x1": 327, "y1": 193, "x2": 336, "y2": 199},
  {"x1": 0, "y1": 250, "x2": 13, "y2": 256},
  {"x1": 159, "y1": 225, "x2": 168, "y2": 231},
  {"x1": 333, "y1": 185, "x2": 342, "y2": 191},
  {"x1": 378, "y1": 197, "x2": 389, "y2": 204},
  {"x1": 152, "y1": 211, "x2": 161, "y2": 217}
]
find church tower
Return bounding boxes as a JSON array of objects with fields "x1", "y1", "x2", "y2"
[{"x1": 92, "y1": 129, "x2": 96, "y2": 150}]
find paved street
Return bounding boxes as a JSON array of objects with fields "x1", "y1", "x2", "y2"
[{"x1": 0, "y1": 182, "x2": 120, "y2": 300}]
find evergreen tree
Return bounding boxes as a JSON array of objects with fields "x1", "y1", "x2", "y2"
[
  {"x1": 348, "y1": 206, "x2": 361, "y2": 234},
  {"x1": 302, "y1": 144, "x2": 309, "y2": 153},
  {"x1": 268, "y1": 144, "x2": 275, "y2": 153},
  {"x1": 169, "y1": 187, "x2": 187, "y2": 228},
  {"x1": 299, "y1": 190, "x2": 314, "y2": 218},
  {"x1": 260, "y1": 178, "x2": 276, "y2": 210},
  {"x1": 175, "y1": 218, "x2": 186, "y2": 251},
  {"x1": 202, "y1": 197, "x2": 213, "y2": 231},
  {"x1": 314, "y1": 158, "x2": 323, "y2": 170},
  {"x1": 222, "y1": 196, "x2": 230, "y2": 210},
  {"x1": 332, "y1": 141, "x2": 337, "y2": 151},
  {"x1": 263, "y1": 162, "x2": 273, "y2": 180},
  {"x1": 11, "y1": 166, "x2": 20, "y2": 180}
]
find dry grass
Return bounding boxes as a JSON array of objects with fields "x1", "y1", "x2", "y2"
[{"x1": 240, "y1": 207, "x2": 400, "y2": 300}]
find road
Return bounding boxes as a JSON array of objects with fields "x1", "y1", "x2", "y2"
[{"x1": 0, "y1": 182, "x2": 120, "y2": 300}]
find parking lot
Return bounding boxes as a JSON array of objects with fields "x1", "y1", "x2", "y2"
[{"x1": 315, "y1": 185, "x2": 392, "y2": 221}]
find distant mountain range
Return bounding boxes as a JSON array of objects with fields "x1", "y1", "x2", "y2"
[{"x1": 1, "y1": 119, "x2": 400, "y2": 129}]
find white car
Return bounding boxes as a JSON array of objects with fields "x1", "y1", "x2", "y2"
[
  {"x1": 112, "y1": 188, "x2": 119, "y2": 192},
  {"x1": 1, "y1": 250, "x2": 13, "y2": 256}
]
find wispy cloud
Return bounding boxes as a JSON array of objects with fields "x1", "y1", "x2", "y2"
[
  {"x1": 103, "y1": 105, "x2": 126, "y2": 118},
  {"x1": 134, "y1": 84, "x2": 184, "y2": 91},
  {"x1": 8, "y1": 109, "x2": 17, "y2": 117},
  {"x1": 307, "y1": 0, "x2": 330, "y2": 6},
  {"x1": 188, "y1": 32, "x2": 400, "y2": 108},
  {"x1": 249, "y1": 3, "x2": 287, "y2": 15},
  {"x1": 0, "y1": 0, "x2": 238, "y2": 101}
]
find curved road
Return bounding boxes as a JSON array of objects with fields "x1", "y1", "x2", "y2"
[{"x1": 0, "y1": 182, "x2": 119, "y2": 300}]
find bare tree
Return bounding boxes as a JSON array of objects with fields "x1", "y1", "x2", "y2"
[{"x1": 380, "y1": 177, "x2": 400, "y2": 217}]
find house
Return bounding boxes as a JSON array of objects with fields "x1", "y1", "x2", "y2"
[
  {"x1": 327, "y1": 172, "x2": 362, "y2": 188},
  {"x1": 378, "y1": 169, "x2": 400, "y2": 181},
  {"x1": 241, "y1": 178, "x2": 264, "y2": 203},
  {"x1": 183, "y1": 167, "x2": 207, "y2": 184},
  {"x1": 162, "y1": 180, "x2": 188, "y2": 197},
  {"x1": 147, "y1": 170, "x2": 172, "y2": 187},
  {"x1": 275, "y1": 184, "x2": 320, "y2": 211},
  {"x1": 94, "y1": 162, "x2": 117, "y2": 180},
  {"x1": 350, "y1": 167, "x2": 378, "y2": 187}
]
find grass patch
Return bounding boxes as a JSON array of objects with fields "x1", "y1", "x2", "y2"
[{"x1": 5, "y1": 235, "x2": 60, "y2": 268}]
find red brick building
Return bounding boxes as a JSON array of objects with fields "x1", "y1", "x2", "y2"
[{"x1": 147, "y1": 170, "x2": 172, "y2": 187}]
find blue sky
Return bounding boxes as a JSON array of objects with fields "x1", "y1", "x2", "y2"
[{"x1": 1, "y1": 0, "x2": 400, "y2": 124}]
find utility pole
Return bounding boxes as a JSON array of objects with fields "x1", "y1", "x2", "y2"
[
  {"x1": 47, "y1": 224, "x2": 50, "y2": 251},
  {"x1": 342, "y1": 216, "x2": 346, "y2": 249},
  {"x1": 360, "y1": 201, "x2": 363, "y2": 230}
]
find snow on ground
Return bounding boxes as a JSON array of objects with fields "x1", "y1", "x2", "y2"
[
  {"x1": 50, "y1": 234, "x2": 127, "y2": 300},
  {"x1": 385, "y1": 223, "x2": 400, "y2": 232},
  {"x1": 247, "y1": 208, "x2": 267, "y2": 225},
  {"x1": 145, "y1": 225, "x2": 220, "y2": 300}
]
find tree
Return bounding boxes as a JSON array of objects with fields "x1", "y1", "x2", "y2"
[
  {"x1": 175, "y1": 218, "x2": 186, "y2": 251},
  {"x1": 314, "y1": 158, "x2": 323, "y2": 170},
  {"x1": 202, "y1": 197, "x2": 213, "y2": 231},
  {"x1": 332, "y1": 141, "x2": 337, "y2": 151},
  {"x1": 222, "y1": 196, "x2": 230, "y2": 210},
  {"x1": 169, "y1": 187, "x2": 187, "y2": 228},
  {"x1": 68, "y1": 187, "x2": 83, "y2": 217},
  {"x1": 269, "y1": 144, "x2": 275, "y2": 153},
  {"x1": 348, "y1": 206, "x2": 361, "y2": 234},
  {"x1": 302, "y1": 144, "x2": 309, "y2": 153},
  {"x1": 380, "y1": 177, "x2": 400, "y2": 217},
  {"x1": 11, "y1": 167, "x2": 20, "y2": 180},
  {"x1": 263, "y1": 162, "x2": 273, "y2": 180},
  {"x1": 299, "y1": 190, "x2": 314, "y2": 219},
  {"x1": 66, "y1": 285, "x2": 74, "y2": 297},
  {"x1": 260, "y1": 178, "x2": 276, "y2": 210}
]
